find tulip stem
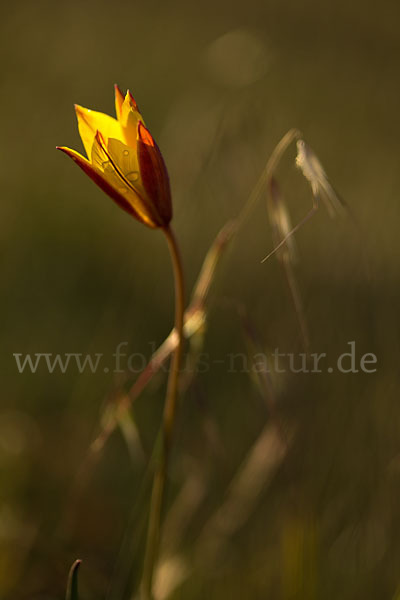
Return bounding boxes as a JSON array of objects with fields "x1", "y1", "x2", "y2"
[{"x1": 140, "y1": 225, "x2": 185, "y2": 600}]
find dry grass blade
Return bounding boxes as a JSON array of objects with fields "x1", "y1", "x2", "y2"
[
  {"x1": 236, "y1": 128, "x2": 301, "y2": 228},
  {"x1": 296, "y1": 139, "x2": 346, "y2": 218},
  {"x1": 267, "y1": 176, "x2": 298, "y2": 263},
  {"x1": 153, "y1": 554, "x2": 189, "y2": 600},
  {"x1": 261, "y1": 135, "x2": 348, "y2": 264},
  {"x1": 296, "y1": 138, "x2": 373, "y2": 281},
  {"x1": 153, "y1": 424, "x2": 289, "y2": 599},
  {"x1": 266, "y1": 177, "x2": 310, "y2": 349},
  {"x1": 195, "y1": 423, "x2": 288, "y2": 566},
  {"x1": 258, "y1": 132, "x2": 321, "y2": 265},
  {"x1": 191, "y1": 302, "x2": 291, "y2": 575},
  {"x1": 190, "y1": 219, "x2": 237, "y2": 309},
  {"x1": 149, "y1": 469, "x2": 207, "y2": 599}
]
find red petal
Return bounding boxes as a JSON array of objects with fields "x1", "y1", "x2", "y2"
[{"x1": 137, "y1": 122, "x2": 172, "y2": 226}]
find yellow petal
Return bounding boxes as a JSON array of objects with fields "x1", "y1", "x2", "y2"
[
  {"x1": 90, "y1": 132, "x2": 160, "y2": 227},
  {"x1": 74, "y1": 104, "x2": 124, "y2": 159},
  {"x1": 107, "y1": 138, "x2": 141, "y2": 187},
  {"x1": 119, "y1": 91, "x2": 144, "y2": 149},
  {"x1": 114, "y1": 84, "x2": 124, "y2": 120},
  {"x1": 57, "y1": 145, "x2": 146, "y2": 222}
]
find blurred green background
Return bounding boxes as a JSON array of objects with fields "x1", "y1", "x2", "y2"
[{"x1": 1, "y1": 0, "x2": 400, "y2": 598}]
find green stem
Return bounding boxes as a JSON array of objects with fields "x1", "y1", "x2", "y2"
[{"x1": 140, "y1": 225, "x2": 185, "y2": 600}]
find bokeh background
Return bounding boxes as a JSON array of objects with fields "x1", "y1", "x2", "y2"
[{"x1": 1, "y1": 0, "x2": 400, "y2": 598}]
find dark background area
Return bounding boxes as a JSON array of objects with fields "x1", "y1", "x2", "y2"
[{"x1": 1, "y1": 0, "x2": 399, "y2": 598}]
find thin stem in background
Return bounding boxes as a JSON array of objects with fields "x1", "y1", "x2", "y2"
[
  {"x1": 140, "y1": 225, "x2": 185, "y2": 600},
  {"x1": 261, "y1": 199, "x2": 318, "y2": 263}
]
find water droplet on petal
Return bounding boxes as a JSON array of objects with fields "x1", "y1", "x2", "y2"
[
  {"x1": 126, "y1": 170, "x2": 139, "y2": 183},
  {"x1": 123, "y1": 150, "x2": 129, "y2": 157}
]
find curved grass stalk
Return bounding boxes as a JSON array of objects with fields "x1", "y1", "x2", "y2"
[{"x1": 67, "y1": 129, "x2": 305, "y2": 535}]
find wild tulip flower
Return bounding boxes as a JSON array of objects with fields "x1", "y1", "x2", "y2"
[
  {"x1": 57, "y1": 85, "x2": 172, "y2": 228},
  {"x1": 58, "y1": 86, "x2": 184, "y2": 600}
]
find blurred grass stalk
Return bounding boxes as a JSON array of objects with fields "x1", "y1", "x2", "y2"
[
  {"x1": 83, "y1": 128, "x2": 304, "y2": 467},
  {"x1": 267, "y1": 176, "x2": 310, "y2": 350},
  {"x1": 151, "y1": 421, "x2": 288, "y2": 600}
]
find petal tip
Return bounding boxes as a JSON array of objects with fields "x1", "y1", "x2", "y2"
[
  {"x1": 125, "y1": 90, "x2": 138, "y2": 111},
  {"x1": 114, "y1": 84, "x2": 124, "y2": 119},
  {"x1": 74, "y1": 103, "x2": 89, "y2": 117},
  {"x1": 137, "y1": 121, "x2": 154, "y2": 146}
]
